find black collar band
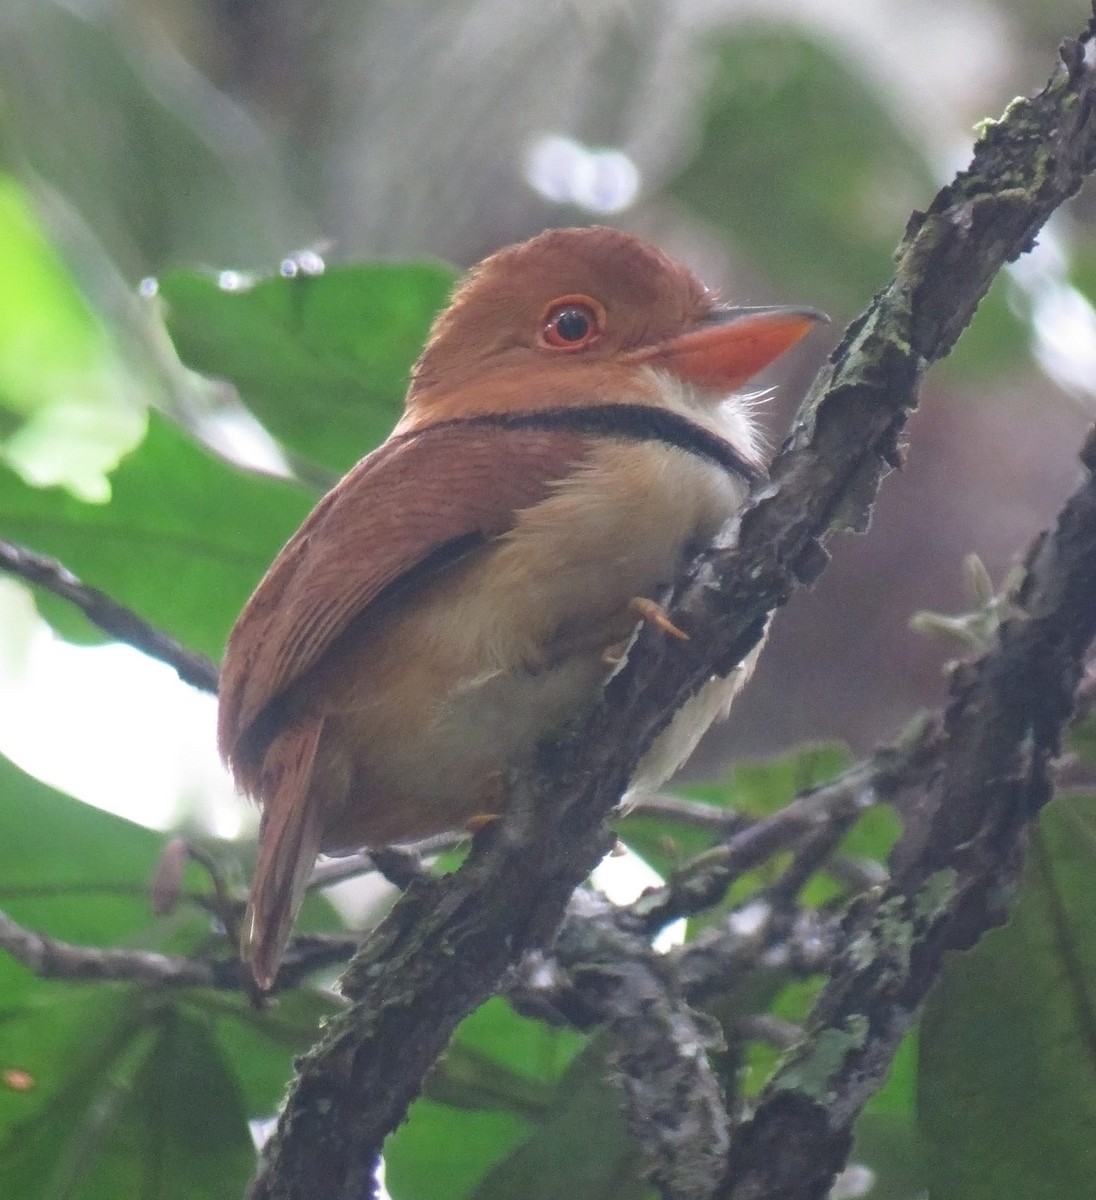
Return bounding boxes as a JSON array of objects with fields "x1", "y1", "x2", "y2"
[{"x1": 399, "y1": 404, "x2": 762, "y2": 485}]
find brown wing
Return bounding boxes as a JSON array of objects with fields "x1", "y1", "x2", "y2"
[{"x1": 217, "y1": 419, "x2": 590, "y2": 773}]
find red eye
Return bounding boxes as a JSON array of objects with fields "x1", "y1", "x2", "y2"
[{"x1": 540, "y1": 295, "x2": 604, "y2": 350}]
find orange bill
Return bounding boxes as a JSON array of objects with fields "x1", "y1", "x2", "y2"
[{"x1": 641, "y1": 305, "x2": 828, "y2": 392}]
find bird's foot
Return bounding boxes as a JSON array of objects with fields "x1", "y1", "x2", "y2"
[
  {"x1": 629, "y1": 596, "x2": 689, "y2": 641},
  {"x1": 601, "y1": 638, "x2": 628, "y2": 666},
  {"x1": 465, "y1": 772, "x2": 507, "y2": 835},
  {"x1": 466, "y1": 812, "x2": 501, "y2": 835}
]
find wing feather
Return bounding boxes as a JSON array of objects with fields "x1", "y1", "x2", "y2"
[{"x1": 217, "y1": 420, "x2": 589, "y2": 772}]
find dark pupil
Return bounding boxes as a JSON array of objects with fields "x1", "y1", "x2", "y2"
[{"x1": 555, "y1": 308, "x2": 590, "y2": 341}]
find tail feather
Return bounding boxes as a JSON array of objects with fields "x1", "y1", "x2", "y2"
[{"x1": 243, "y1": 715, "x2": 325, "y2": 990}]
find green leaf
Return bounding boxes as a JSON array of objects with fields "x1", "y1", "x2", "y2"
[
  {"x1": 708, "y1": 743, "x2": 853, "y2": 816},
  {"x1": 919, "y1": 794, "x2": 1096, "y2": 1199},
  {"x1": 160, "y1": 262, "x2": 456, "y2": 474},
  {"x1": 0, "y1": 779, "x2": 257, "y2": 1193},
  {"x1": 838, "y1": 802, "x2": 901, "y2": 866},
  {"x1": 672, "y1": 29, "x2": 933, "y2": 316},
  {"x1": 0, "y1": 410, "x2": 312, "y2": 659},
  {"x1": 0, "y1": 752, "x2": 170, "y2": 1003},
  {"x1": 125, "y1": 1009, "x2": 255, "y2": 1197},
  {"x1": 385, "y1": 1101, "x2": 530, "y2": 1200},
  {"x1": 1067, "y1": 232, "x2": 1096, "y2": 310},
  {"x1": 849, "y1": 1030, "x2": 929, "y2": 1200},
  {"x1": 1, "y1": 5, "x2": 298, "y2": 275},
  {"x1": 616, "y1": 743, "x2": 851, "y2": 880},
  {"x1": 453, "y1": 998, "x2": 584, "y2": 1087},
  {"x1": 0, "y1": 989, "x2": 152, "y2": 1199},
  {"x1": 0, "y1": 751, "x2": 202, "y2": 1054},
  {"x1": 736, "y1": 976, "x2": 825, "y2": 1097},
  {"x1": 385, "y1": 999, "x2": 584, "y2": 1200},
  {"x1": 944, "y1": 272, "x2": 1029, "y2": 381},
  {"x1": 196, "y1": 989, "x2": 339, "y2": 1119},
  {"x1": 0, "y1": 755, "x2": 343, "y2": 1195},
  {"x1": 467, "y1": 1039, "x2": 655, "y2": 1200},
  {"x1": 0, "y1": 174, "x2": 144, "y2": 501},
  {"x1": 0, "y1": 999, "x2": 256, "y2": 1200}
]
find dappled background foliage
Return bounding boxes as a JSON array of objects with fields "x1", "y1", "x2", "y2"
[{"x1": 1, "y1": 1, "x2": 1095, "y2": 1198}]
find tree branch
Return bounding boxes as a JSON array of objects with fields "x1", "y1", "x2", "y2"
[
  {"x1": 592, "y1": 959, "x2": 730, "y2": 1200},
  {"x1": 0, "y1": 906, "x2": 233, "y2": 988},
  {"x1": 0, "y1": 539, "x2": 219, "y2": 694},
  {"x1": 0, "y1": 906, "x2": 358, "y2": 992},
  {"x1": 623, "y1": 742, "x2": 923, "y2": 934},
  {"x1": 247, "y1": 17, "x2": 1096, "y2": 1200},
  {"x1": 626, "y1": 791, "x2": 751, "y2": 834},
  {"x1": 715, "y1": 422, "x2": 1096, "y2": 1198}
]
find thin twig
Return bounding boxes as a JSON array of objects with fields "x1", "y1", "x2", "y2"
[
  {"x1": 0, "y1": 906, "x2": 235, "y2": 988},
  {"x1": 625, "y1": 747, "x2": 912, "y2": 934},
  {"x1": 0, "y1": 539, "x2": 219, "y2": 694},
  {"x1": 304, "y1": 832, "x2": 467, "y2": 892},
  {"x1": 0, "y1": 905, "x2": 359, "y2": 993},
  {"x1": 736, "y1": 1014, "x2": 804, "y2": 1051},
  {"x1": 625, "y1": 792, "x2": 750, "y2": 834}
]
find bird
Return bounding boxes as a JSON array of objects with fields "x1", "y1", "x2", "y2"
[{"x1": 217, "y1": 225, "x2": 824, "y2": 989}]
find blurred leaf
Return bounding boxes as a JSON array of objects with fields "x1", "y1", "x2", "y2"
[
  {"x1": 0, "y1": 751, "x2": 170, "y2": 1001},
  {"x1": 0, "y1": 174, "x2": 144, "y2": 501},
  {"x1": 427, "y1": 1044, "x2": 556, "y2": 1118},
  {"x1": 0, "y1": 998, "x2": 255, "y2": 1200},
  {"x1": 710, "y1": 744, "x2": 852, "y2": 816},
  {"x1": 194, "y1": 989, "x2": 339, "y2": 1119},
  {"x1": 0, "y1": 985, "x2": 137, "y2": 1160},
  {"x1": 0, "y1": 3, "x2": 299, "y2": 276},
  {"x1": 0, "y1": 177, "x2": 113, "y2": 419},
  {"x1": 468, "y1": 1039, "x2": 655, "y2": 1200},
  {"x1": 385, "y1": 998, "x2": 584, "y2": 1200},
  {"x1": 849, "y1": 1030, "x2": 929, "y2": 1200},
  {"x1": 736, "y1": 975, "x2": 825, "y2": 1097},
  {"x1": 611, "y1": 811, "x2": 712, "y2": 877},
  {"x1": 0, "y1": 759, "x2": 227, "y2": 1196},
  {"x1": 454, "y1": 998, "x2": 582, "y2": 1084},
  {"x1": 160, "y1": 262, "x2": 456, "y2": 474},
  {"x1": 0, "y1": 410, "x2": 311, "y2": 658},
  {"x1": 617, "y1": 743, "x2": 851, "y2": 879},
  {"x1": 673, "y1": 29, "x2": 933, "y2": 315},
  {"x1": 945, "y1": 272, "x2": 1029, "y2": 381},
  {"x1": 0, "y1": 990, "x2": 151, "y2": 1198},
  {"x1": 837, "y1": 803, "x2": 901, "y2": 867},
  {"x1": 864, "y1": 1025, "x2": 917, "y2": 1121},
  {"x1": 675, "y1": 27, "x2": 1030, "y2": 380},
  {"x1": 126, "y1": 1009, "x2": 254, "y2": 1196},
  {"x1": 1069, "y1": 234, "x2": 1096, "y2": 307},
  {"x1": 919, "y1": 794, "x2": 1096, "y2": 1199},
  {"x1": 385, "y1": 1100, "x2": 530, "y2": 1200},
  {"x1": 0, "y1": 754, "x2": 347, "y2": 1194}
]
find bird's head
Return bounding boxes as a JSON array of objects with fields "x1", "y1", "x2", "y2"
[{"x1": 401, "y1": 226, "x2": 824, "y2": 430}]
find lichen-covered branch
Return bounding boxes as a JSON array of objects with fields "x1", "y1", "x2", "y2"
[
  {"x1": 715, "y1": 426, "x2": 1096, "y2": 1200},
  {"x1": 248, "y1": 18, "x2": 1096, "y2": 1200},
  {"x1": 595, "y1": 960, "x2": 730, "y2": 1200}
]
